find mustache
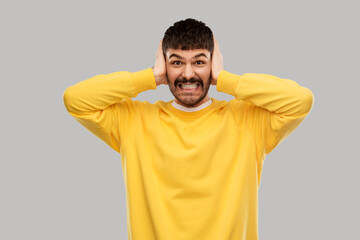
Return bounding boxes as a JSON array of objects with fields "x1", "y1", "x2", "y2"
[{"x1": 175, "y1": 78, "x2": 203, "y2": 86}]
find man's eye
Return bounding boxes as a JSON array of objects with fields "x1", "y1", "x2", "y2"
[
  {"x1": 195, "y1": 61, "x2": 204, "y2": 65},
  {"x1": 172, "y1": 61, "x2": 182, "y2": 65}
]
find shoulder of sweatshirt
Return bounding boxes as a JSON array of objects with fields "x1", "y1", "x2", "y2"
[
  {"x1": 118, "y1": 97, "x2": 292, "y2": 123},
  {"x1": 117, "y1": 98, "x2": 167, "y2": 114},
  {"x1": 118, "y1": 98, "x2": 232, "y2": 115}
]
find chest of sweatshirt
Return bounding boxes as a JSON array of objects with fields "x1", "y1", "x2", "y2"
[
  {"x1": 116, "y1": 98, "x2": 265, "y2": 197},
  {"x1": 117, "y1": 98, "x2": 263, "y2": 167}
]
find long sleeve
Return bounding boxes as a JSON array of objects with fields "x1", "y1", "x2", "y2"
[
  {"x1": 216, "y1": 70, "x2": 314, "y2": 154},
  {"x1": 63, "y1": 68, "x2": 157, "y2": 153}
]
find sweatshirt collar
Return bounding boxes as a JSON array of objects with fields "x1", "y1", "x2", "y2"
[
  {"x1": 166, "y1": 98, "x2": 218, "y2": 119},
  {"x1": 171, "y1": 98, "x2": 212, "y2": 112}
]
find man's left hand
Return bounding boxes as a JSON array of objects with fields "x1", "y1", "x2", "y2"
[{"x1": 211, "y1": 36, "x2": 224, "y2": 85}]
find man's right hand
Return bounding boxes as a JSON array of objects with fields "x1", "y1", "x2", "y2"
[{"x1": 152, "y1": 39, "x2": 168, "y2": 86}]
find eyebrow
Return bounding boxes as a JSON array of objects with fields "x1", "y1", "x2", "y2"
[{"x1": 169, "y1": 53, "x2": 208, "y2": 60}]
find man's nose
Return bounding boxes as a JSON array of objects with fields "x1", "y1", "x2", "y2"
[{"x1": 182, "y1": 64, "x2": 195, "y2": 80}]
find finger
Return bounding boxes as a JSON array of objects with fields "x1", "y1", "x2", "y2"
[
  {"x1": 213, "y1": 35, "x2": 218, "y2": 45},
  {"x1": 159, "y1": 39, "x2": 164, "y2": 54},
  {"x1": 214, "y1": 39, "x2": 219, "y2": 50},
  {"x1": 156, "y1": 39, "x2": 162, "y2": 54},
  {"x1": 156, "y1": 40, "x2": 163, "y2": 61}
]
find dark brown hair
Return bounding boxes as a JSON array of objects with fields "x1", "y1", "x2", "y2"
[{"x1": 162, "y1": 18, "x2": 214, "y2": 55}]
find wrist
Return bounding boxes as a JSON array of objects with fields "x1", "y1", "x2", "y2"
[
  {"x1": 152, "y1": 69, "x2": 159, "y2": 86},
  {"x1": 212, "y1": 69, "x2": 223, "y2": 85},
  {"x1": 216, "y1": 70, "x2": 239, "y2": 95},
  {"x1": 152, "y1": 67, "x2": 165, "y2": 86},
  {"x1": 131, "y1": 68, "x2": 157, "y2": 93}
]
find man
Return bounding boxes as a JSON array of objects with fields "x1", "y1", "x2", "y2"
[{"x1": 63, "y1": 18, "x2": 313, "y2": 240}]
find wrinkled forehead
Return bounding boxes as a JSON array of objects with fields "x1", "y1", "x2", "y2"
[{"x1": 165, "y1": 48, "x2": 211, "y2": 60}]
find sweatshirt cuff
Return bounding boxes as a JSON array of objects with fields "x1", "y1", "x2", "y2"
[
  {"x1": 130, "y1": 68, "x2": 157, "y2": 94},
  {"x1": 216, "y1": 70, "x2": 241, "y2": 96}
]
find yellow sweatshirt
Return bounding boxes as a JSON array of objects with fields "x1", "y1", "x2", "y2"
[{"x1": 63, "y1": 68, "x2": 313, "y2": 240}]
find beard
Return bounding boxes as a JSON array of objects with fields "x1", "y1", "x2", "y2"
[{"x1": 167, "y1": 75, "x2": 211, "y2": 108}]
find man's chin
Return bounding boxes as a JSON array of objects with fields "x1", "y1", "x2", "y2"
[{"x1": 174, "y1": 95, "x2": 206, "y2": 108}]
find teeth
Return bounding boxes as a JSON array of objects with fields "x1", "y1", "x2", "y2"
[{"x1": 179, "y1": 84, "x2": 199, "y2": 89}]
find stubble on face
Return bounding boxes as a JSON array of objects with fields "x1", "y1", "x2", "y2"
[
  {"x1": 165, "y1": 49, "x2": 212, "y2": 108},
  {"x1": 167, "y1": 75, "x2": 211, "y2": 107}
]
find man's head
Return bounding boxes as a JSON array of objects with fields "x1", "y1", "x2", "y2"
[
  {"x1": 162, "y1": 18, "x2": 214, "y2": 108},
  {"x1": 162, "y1": 18, "x2": 214, "y2": 55}
]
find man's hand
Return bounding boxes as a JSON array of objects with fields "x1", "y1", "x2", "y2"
[
  {"x1": 152, "y1": 39, "x2": 168, "y2": 86},
  {"x1": 211, "y1": 36, "x2": 224, "y2": 85}
]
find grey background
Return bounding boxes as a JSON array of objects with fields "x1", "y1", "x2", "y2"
[{"x1": 1, "y1": 0, "x2": 358, "y2": 239}]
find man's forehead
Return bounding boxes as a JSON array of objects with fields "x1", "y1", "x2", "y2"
[{"x1": 166, "y1": 49, "x2": 211, "y2": 59}]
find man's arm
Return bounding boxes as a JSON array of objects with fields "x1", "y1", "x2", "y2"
[
  {"x1": 63, "y1": 40, "x2": 167, "y2": 153},
  {"x1": 212, "y1": 38, "x2": 314, "y2": 154},
  {"x1": 63, "y1": 68, "x2": 157, "y2": 153},
  {"x1": 217, "y1": 70, "x2": 314, "y2": 154}
]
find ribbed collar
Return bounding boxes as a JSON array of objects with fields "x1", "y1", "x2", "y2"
[
  {"x1": 165, "y1": 98, "x2": 218, "y2": 119},
  {"x1": 171, "y1": 98, "x2": 212, "y2": 112}
]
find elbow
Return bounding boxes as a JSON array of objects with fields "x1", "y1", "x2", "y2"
[
  {"x1": 63, "y1": 86, "x2": 76, "y2": 114},
  {"x1": 301, "y1": 87, "x2": 314, "y2": 115}
]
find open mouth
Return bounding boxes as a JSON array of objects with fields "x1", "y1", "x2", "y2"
[{"x1": 177, "y1": 83, "x2": 201, "y2": 91}]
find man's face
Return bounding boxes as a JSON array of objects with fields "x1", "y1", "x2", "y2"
[{"x1": 165, "y1": 48, "x2": 212, "y2": 108}]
